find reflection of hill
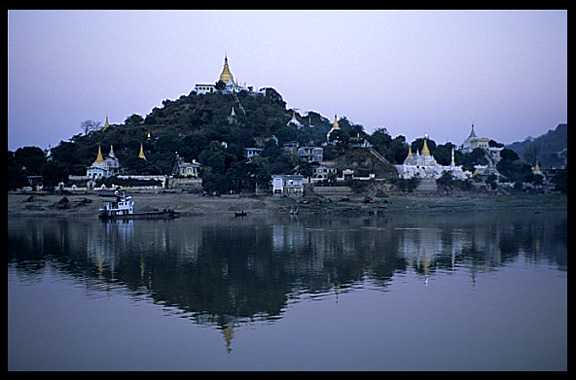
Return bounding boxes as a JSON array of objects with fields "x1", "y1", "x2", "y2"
[{"x1": 8, "y1": 212, "x2": 567, "y2": 333}]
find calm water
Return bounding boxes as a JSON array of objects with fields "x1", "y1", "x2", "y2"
[{"x1": 8, "y1": 210, "x2": 567, "y2": 371}]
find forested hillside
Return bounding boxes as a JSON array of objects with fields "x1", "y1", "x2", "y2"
[
  {"x1": 9, "y1": 86, "x2": 565, "y2": 193},
  {"x1": 507, "y1": 123, "x2": 567, "y2": 169}
]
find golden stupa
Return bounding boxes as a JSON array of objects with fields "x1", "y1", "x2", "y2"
[
  {"x1": 95, "y1": 145, "x2": 105, "y2": 164},
  {"x1": 219, "y1": 55, "x2": 234, "y2": 84},
  {"x1": 138, "y1": 143, "x2": 146, "y2": 160},
  {"x1": 421, "y1": 139, "x2": 431, "y2": 156}
]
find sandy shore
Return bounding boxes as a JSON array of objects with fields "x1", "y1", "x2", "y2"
[
  {"x1": 7, "y1": 192, "x2": 287, "y2": 218},
  {"x1": 7, "y1": 191, "x2": 567, "y2": 218}
]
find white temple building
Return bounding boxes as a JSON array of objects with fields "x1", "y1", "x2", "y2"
[
  {"x1": 86, "y1": 145, "x2": 120, "y2": 179},
  {"x1": 395, "y1": 138, "x2": 467, "y2": 180},
  {"x1": 460, "y1": 124, "x2": 491, "y2": 153}
]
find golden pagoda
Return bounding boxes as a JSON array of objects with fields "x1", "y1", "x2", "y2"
[
  {"x1": 138, "y1": 143, "x2": 146, "y2": 160},
  {"x1": 95, "y1": 145, "x2": 105, "y2": 164},
  {"x1": 421, "y1": 139, "x2": 431, "y2": 156},
  {"x1": 102, "y1": 116, "x2": 110, "y2": 131},
  {"x1": 326, "y1": 114, "x2": 341, "y2": 141},
  {"x1": 332, "y1": 114, "x2": 340, "y2": 130},
  {"x1": 219, "y1": 55, "x2": 234, "y2": 84}
]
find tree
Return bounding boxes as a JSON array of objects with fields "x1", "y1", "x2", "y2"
[
  {"x1": 122, "y1": 156, "x2": 149, "y2": 174},
  {"x1": 14, "y1": 146, "x2": 46, "y2": 175},
  {"x1": 367, "y1": 129, "x2": 409, "y2": 164},
  {"x1": 497, "y1": 148, "x2": 532, "y2": 183},
  {"x1": 437, "y1": 171, "x2": 454, "y2": 188},
  {"x1": 328, "y1": 128, "x2": 350, "y2": 147},
  {"x1": 523, "y1": 141, "x2": 542, "y2": 167},
  {"x1": 411, "y1": 138, "x2": 436, "y2": 155},
  {"x1": 264, "y1": 87, "x2": 286, "y2": 107},
  {"x1": 8, "y1": 151, "x2": 27, "y2": 189},
  {"x1": 434, "y1": 143, "x2": 457, "y2": 166},
  {"x1": 80, "y1": 119, "x2": 102, "y2": 135},
  {"x1": 298, "y1": 160, "x2": 314, "y2": 178},
  {"x1": 551, "y1": 167, "x2": 567, "y2": 194},
  {"x1": 387, "y1": 135, "x2": 409, "y2": 164},
  {"x1": 156, "y1": 129, "x2": 184, "y2": 154},
  {"x1": 368, "y1": 128, "x2": 392, "y2": 151},
  {"x1": 226, "y1": 161, "x2": 251, "y2": 193},
  {"x1": 201, "y1": 170, "x2": 229, "y2": 195},
  {"x1": 215, "y1": 80, "x2": 226, "y2": 91},
  {"x1": 124, "y1": 114, "x2": 144, "y2": 126},
  {"x1": 461, "y1": 147, "x2": 488, "y2": 171},
  {"x1": 41, "y1": 160, "x2": 69, "y2": 187},
  {"x1": 183, "y1": 133, "x2": 209, "y2": 161}
]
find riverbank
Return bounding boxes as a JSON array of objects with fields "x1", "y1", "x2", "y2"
[{"x1": 7, "y1": 191, "x2": 567, "y2": 218}]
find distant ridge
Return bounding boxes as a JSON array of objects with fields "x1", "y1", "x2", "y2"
[{"x1": 506, "y1": 123, "x2": 567, "y2": 169}]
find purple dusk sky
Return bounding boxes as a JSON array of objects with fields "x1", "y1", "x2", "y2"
[{"x1": 8, "y1": 10, "x2": 567, "y2": 151}]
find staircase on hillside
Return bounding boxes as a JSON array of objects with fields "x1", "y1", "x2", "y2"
[{"x1": 368, "y1": 147, "x2": 391, "y2": 165}]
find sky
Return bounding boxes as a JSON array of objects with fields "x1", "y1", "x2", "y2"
[{"x1": 8, "y1": 10, "x2": 567, "y2": 151}]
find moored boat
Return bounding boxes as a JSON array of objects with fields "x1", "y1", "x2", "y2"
[{"x1": 98, "y1": 193, "x2": 178, "y2": 219}]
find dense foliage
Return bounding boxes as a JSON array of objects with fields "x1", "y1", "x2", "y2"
[{"x1": 7, "y1": 88, "x2": 566, "y2": 193}]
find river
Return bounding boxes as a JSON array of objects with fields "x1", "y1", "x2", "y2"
[{"x1": 8, "y1": 210, "x2": 567, "y2": 370}]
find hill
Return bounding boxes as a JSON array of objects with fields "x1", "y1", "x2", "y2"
[
  {"x1": 49, "y1": 88, "x2": 338, "y2": 175},
  {"x1": 507, "y1": 123, "x2": 567, "y2": 169},
  {"x1": 12, "y1": 85, "x2": 563, "y2": 194},
  {"x1": 17, "y1": 88, "x2": 392, "y2": 192}
]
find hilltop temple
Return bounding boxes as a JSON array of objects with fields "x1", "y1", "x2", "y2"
[
  {"x1": 192, "y1": 55, "x2": 264, "y2": 95},
  {"x1": 460, "y1": 124, "x2": 491, "y2": 153},
  {"x1": 459, "y1": 124, "x2": 504, "y2": 180}
]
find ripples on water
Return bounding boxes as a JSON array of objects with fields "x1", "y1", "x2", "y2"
[{"x1": 8, "y1": 211, "x2": 567, "y2": 370}]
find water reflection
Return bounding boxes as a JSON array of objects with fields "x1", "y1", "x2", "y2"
[{"x1": 8, "y1": 211, "x2": 567, "y2": 350}]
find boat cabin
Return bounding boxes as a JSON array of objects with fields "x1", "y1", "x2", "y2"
[{"x1": 99, "y1": 195, "x2": 134, "y2": 218}]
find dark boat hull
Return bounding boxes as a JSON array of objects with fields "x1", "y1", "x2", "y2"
[{"x1": 99, "y1": 210, "x2": 178, "y2": 220}]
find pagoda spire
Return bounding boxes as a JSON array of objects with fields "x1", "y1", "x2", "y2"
[
  {"x1": 421, "y1": 138, "x2": 431, "y2": 156},
  {"x1": 95, "y1": 144, "x2": 105, "y2": 164},
  {"x1": 138, "y1": 143, "x2": 146, "y2": 160},
  {"x1": 469, "y1": 124, "x2": 477, "y2": 138},
  {"x1": 219, "y1": 54, "x2": 234, "y2": 84}
]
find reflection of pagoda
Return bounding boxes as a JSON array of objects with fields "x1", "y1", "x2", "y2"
[{"x1": 220, "y1": 321, "x2": 235, "y2": 354}]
